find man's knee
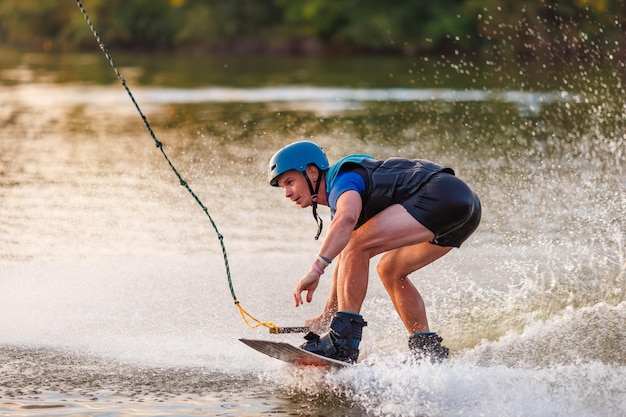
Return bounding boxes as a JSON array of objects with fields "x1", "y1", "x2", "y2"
[
  {"x1": 377, "y1": 256, "x2": 402, "y2": 285},
  {"x1": 342, "y1": 230, "x2": 377, "y2": 259}
]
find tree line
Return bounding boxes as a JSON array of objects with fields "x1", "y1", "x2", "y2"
[{"x1": 0, "y1": 0, "x2": 623, "y2": 60}]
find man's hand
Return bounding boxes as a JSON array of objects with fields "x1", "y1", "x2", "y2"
[{"x1": 293, "y1": 270, "x2": 321, "y2": 307}]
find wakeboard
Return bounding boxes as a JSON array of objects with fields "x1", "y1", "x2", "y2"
[{"x1": 239, "y1": 338, "x2": 350, "y2": 368}]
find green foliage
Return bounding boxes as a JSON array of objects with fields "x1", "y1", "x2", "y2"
[
  {"x1": 0, "y1": 0, "x2": 77, "y2": 49},
  {"x1": 0, "y1": 0, "x2": 623, "y2": 58},
  {"x1": 92, "y1": 0, "x2": 184, "y2": 48}
]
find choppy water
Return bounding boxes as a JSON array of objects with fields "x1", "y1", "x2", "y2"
[{"x1": 0, "y1": 50, "x2": 624, "y2": 416}]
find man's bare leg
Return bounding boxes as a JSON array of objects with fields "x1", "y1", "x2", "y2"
[
  {"x1": 335, "y1": 205, "x2": 438, "y2": 313},
  {"x1": 377, "y1": 243, "x2": 452, "y2": 333}
]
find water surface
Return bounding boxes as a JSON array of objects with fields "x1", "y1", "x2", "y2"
[{"x1": 0, "y1": 49, "x2": 624, "y2": 416}]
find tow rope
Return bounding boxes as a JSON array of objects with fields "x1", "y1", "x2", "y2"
[{"x1": 74, "y1": 0, "x2": 302, "y2": 334}]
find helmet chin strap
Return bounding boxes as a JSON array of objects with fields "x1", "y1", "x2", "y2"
[{"x1": 303, "y1": 171, "x2": 323, "y2": 240}]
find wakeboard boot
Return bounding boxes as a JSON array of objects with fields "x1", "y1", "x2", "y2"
[
  {"x1": 301, "y1": 312, "x2": 367, "y2": 363},
  {"x1": 408, "y1": 332, "x2": 449, "y2": 363}
]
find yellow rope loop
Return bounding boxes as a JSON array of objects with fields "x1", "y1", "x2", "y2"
[{"x1": 235, "y1": 301, "x2": 279, "y2": 333}]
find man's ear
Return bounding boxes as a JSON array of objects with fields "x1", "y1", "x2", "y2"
[{"x1": 306, "y1": 165, "x2": 319, "y2": 182}]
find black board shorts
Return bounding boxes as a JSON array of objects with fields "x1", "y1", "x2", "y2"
[{"x1": 401, "y1": 172, "x2": 481, "y2": 248}]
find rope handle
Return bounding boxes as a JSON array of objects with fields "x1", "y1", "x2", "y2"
[{"x1": 269, "y1": 326, "x2": 311, "y2": 334}]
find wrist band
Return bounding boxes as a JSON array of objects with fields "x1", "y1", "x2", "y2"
[
  {"x1": 317, "y1": 254, "x2": 331, "y2": 267},
  {"x1": 311, "y1": 261, "x2": 324, "y2": 275}
]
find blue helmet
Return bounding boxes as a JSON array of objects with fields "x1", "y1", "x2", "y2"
[{"x1": 268, "y1": 141, "x2": 329, "y2": 186}]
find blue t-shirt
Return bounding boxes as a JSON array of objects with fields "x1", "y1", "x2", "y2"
[{"x1": 328, "y1": 170, "x2": 366, "y2": 215}]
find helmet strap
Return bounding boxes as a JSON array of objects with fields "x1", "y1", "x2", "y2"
[{"x1": 303, "y1": 170, "x2": 323, "y2": 240}]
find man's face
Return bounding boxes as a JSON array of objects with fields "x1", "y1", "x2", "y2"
[{"x1": 277, "y1": 170, "x2": 311, "y2": 208}]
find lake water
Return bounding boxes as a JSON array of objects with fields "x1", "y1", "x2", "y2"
[{"x1": 0, "y1": 47, "x2": 624, "y2": 416}]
